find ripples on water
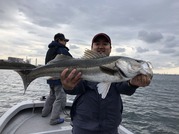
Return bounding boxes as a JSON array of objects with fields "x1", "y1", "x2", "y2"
[
  {"x1": 0, "y1": 70, "x2": 179, "y2": 134},
  {"x1": 0, "y1": 70, "x2": 49, "y2": 116},
  {"x1": 122, "y1": 74, "x2": 179, "y2": 134}
]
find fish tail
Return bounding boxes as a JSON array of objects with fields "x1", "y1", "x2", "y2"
[{"x1": 15, "y1": 70, "x2": 34, "y2": 94}]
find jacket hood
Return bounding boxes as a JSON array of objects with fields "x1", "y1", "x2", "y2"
[{"x1": 48, "y1": 41, "x2": 64, "y2": 48}]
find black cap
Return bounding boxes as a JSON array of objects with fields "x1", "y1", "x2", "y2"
[
  {"x1": 54, "y1": 33, "x2": 69, "y2": 42},
  {"x1": 92, "y1": 33, "x2": 111, "y2": 45}
]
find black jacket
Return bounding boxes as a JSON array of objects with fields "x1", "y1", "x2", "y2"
[
  {"x1": 64, "y1": 80, "x2": 137, "y2": 133},
  {"x1": 45, "y1": 41, "x2": 72, "y2": 85},
  {"x1": 45, "y1": 41, "x2": 72, "y2": 64}
]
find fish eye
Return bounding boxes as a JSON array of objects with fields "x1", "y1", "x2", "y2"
[{"x1": 147, "y1": 62, "x2": 153, "y2": 69}]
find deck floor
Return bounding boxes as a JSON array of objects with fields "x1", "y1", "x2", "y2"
[
  {"x1": 1, "y1": 105, "x2": 132, "y2": 134},
  {"x1": 1, "y1": 107, "x2": 72, "y2": 134}
]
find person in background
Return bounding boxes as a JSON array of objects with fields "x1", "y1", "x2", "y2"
[
  {"x1": 60, "y1": 33, "x2": 151, "y2": 134},
  {"x1": 42, "y1": 33, "x2": 72, "y2": 125}
]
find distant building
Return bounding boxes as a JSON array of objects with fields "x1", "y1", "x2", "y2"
[
  {"x1": 8, "y1": 57, "x2": 25, "y2": 63},
  {"x1": 25, "y1": 59, "x2": 31, "y2": 64}
]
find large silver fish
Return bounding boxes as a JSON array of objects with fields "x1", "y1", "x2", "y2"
[{"x1": 17, "y1": 50, "x2": 153, "y2": 97}]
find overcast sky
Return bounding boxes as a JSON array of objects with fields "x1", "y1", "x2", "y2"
[{"x1": 0, "y1": 0, "x2": 179, "y2": 74}]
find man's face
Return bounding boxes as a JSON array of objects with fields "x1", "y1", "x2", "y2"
[
  {"x1": 59, "y1": 39, "x2": 67, "y2": 45},
  {"x1": 91, "y1": 38, "x2": 111, "y2": 56}
]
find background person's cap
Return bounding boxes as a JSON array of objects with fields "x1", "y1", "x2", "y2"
[
  {"x1": 92, "y1": 33, "x2": 111, "y2": 45},
  {"x1": 54, "y1": 33, "x2": 69, "y2": 42}
]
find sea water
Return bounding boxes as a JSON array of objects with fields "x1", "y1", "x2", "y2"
[{"x1": 0, "y1": 70, "x2": 179, "y2": 134}]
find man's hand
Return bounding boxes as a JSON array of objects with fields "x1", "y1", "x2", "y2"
[
  {"x1": 60, "y1": 68, "x2": 82, "y2": 90},
  {"x1": 129, "y1": 74, "x2": 151, "y2": 87}
]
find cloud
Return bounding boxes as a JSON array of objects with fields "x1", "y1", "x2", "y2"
[
  {"x1": 0, "y1": 0, "x2": 179, "y2": 74},
  {"x1": 138, "y1": 30, "x2": 163, "y2": 43},
  {"x1": 165, "y1": 35, "x2": 175, "y2": 42},
  {"x1": 136, "y1": 47, "x2": 149, "y2": 53},
  {"x1": 115, "y1": 48, "x2": 126, "y2": 53},
  {"x1": 159, "y1": 48, "x2": 176, "y2": 54},
  {"x1": 69, "y1": 44, "x2": 79, "y2": 49}
]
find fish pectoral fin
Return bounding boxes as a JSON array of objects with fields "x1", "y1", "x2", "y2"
[
  {"x1": 100, "y1": 65, "x2": 117, "y2": 75},
  {"x1": 97, "y1": 82, "x2": 111, "y2": 99}
]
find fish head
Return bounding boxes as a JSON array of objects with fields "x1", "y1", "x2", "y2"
[
  {"x1": 115, "y1": 58, "x2": 153, "y2": 79},
  {"x1": 140, "y1": 61, "x2": 153, "y2": 78}
]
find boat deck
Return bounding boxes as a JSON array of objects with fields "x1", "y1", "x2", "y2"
[
  {"x1": 0, "y1": 100, "x2": 133, "y2": 134},
  {"x1": 1, "y1": 101, "x2": 72, "y2": 134}
]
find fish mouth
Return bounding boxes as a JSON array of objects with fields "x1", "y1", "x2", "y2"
[{"x1": 115, "y1": 63, "x2": 128, "y2": 78}]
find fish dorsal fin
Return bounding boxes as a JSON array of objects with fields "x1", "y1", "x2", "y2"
[
  {"x1": 81, "y1": 49, "x2": 107, "y2": 59},
  {"x1": 47, "y1": 54, "x2": 73, "y2": 64}
]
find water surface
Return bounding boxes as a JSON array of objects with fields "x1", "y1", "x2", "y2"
[{"x1": 0, "y1": 70, "x2": 178, "y2": 134}]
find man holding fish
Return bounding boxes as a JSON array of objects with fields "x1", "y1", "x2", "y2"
[
  {"x1": 16, "y1": 32, "x2": 152, "y2": 133},
  {"x1": 60, "y1": 33, "x2": 151, "y2": 134}
]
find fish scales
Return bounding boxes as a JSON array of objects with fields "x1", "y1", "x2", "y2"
[{"x1": 26, "y1": 56, "x2": 122, "y2": 81}]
